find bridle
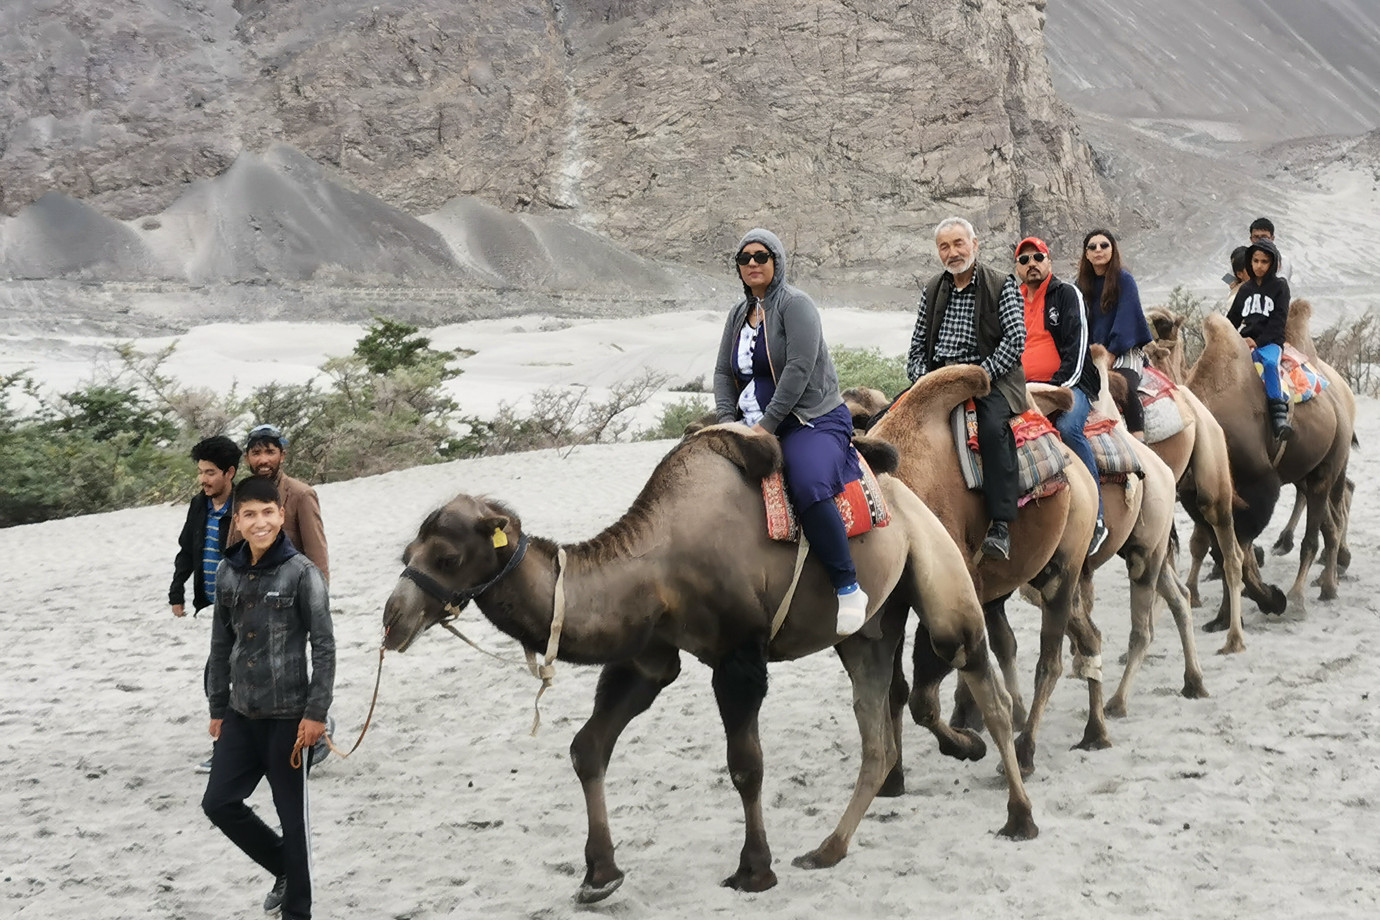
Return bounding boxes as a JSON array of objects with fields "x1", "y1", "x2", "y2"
[{"x1": 397, "y1": 533, "x2": 567, "y2": 735}]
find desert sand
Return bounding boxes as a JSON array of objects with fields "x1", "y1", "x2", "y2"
[{"x1": 2, "y1": 313, "x2": 1378, "y2": 919}]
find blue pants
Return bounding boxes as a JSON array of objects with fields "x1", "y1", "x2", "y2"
[
  {"x1": 1254, "y1": 343, "x2": 1284, "y2": 401},
  {"x1": 1055, "y1": 388, "x2": 1103, "y2": 515},
  {"x1": 778, "y1": 405, "x2": 861, "y2": 590}
]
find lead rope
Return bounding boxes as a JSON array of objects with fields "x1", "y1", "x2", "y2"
[
  {"x1": 290, "y1": 642, "x2": 386, "y2": 769},
  {"x1": 769, "y1": 536, "x2": 810, "y2": 640},
  {"x1": 523, "y1": 547, "x2": 567, "y2": 736}
]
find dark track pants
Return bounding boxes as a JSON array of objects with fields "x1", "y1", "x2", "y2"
[
  {"x1": 974, "y1": 390, "x2": 1019, "y2": 523},
  {"x1": 202, "y1": 710, "x2": 313, "y2": 920}
]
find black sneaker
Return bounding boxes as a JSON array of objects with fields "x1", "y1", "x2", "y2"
[
  {"x1": 1090, "y1": 516, "x2": 1109, "y2": 556},
  {"x1": 263, "y1": 875, "x2": 286, "y2": 915},
  {"x1": 981, "y1": 521, "x2": 1011, "y2": 561}
]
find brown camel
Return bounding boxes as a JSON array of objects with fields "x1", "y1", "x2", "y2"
[
  {"x1": 381, "y1": 426, "x2": 1036, "y2": 903},
  {"x1": 1029, "y1": 346, "x2": 1207, "y2": 716},
  {"x1": 1151, "y1": 310, "x2": 1353, "y2": 613},
  {"x1": 865, "y1": 366, "x2": 1103, "y2": 778}
]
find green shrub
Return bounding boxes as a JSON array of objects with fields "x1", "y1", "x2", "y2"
[
  {"x1": 638, "y1": 395, "x2": 713, "y2": 441},
  {"x1": 1315, "y1": 309, "x2": 1380, "y2": 397},
  {"x1": 831, "y1": 347, "x2": 909, "y2": 398}
]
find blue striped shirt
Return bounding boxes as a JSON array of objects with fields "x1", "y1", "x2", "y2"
[{"x1": 203, "y1": 498, "x2": 231, "y2": 604}]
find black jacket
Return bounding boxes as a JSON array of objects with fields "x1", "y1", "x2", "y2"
[
  {"x1": 207, "y1": 533, "x2": 335, "y2": 722},
  {"x1": 169, "y1": 493, "x2": 232, "y2": 611},
  {"x1": 1024, "y1": 274, "x2": 1100, "y2": 400},
  {"x1": 1227, "y1": 240, "x2": 1290, "y2": 346}
]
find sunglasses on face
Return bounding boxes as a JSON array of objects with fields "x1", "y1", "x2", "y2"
[
  {"x1": 736, "y1": 251, "x2": 772, "y2": 266},
  {"x1": 1017, "y1": 252, "x2": 1047, "y2": 265},
  {"x1": 1086, "y1": 241, "x2": 1112, "y2": 251}
]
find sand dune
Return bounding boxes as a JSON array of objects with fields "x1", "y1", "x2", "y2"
[{"x1": 2, "y1": 401, "x2": 1377, "y2": 918}]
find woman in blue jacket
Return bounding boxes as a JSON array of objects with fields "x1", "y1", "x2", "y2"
[{"x1": 1076, "y1": 229, "x2": 1153, "y2": 438}]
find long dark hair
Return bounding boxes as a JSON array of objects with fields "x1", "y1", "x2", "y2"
[{"x1": 1077, "y1": 228, "x2": 1123, "y2": 315}]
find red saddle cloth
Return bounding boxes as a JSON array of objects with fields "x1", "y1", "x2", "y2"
[
  {"x1": 1137, "y1": 366, "x2": 1177, "y2": 405},
  {"x1": 762, "y1": 450, "x2": 890, "y2": 542}
]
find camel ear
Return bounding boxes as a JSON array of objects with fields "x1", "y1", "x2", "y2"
[{"x1": 476, "y1": 515, "x2": 511, "y2": 547}]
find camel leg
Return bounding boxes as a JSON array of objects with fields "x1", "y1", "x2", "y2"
[
  {"x1": 1203, "y1": 515, "x2": 1247, "y2": 653},
  {"x1": 571, "y1": 646, "x2": 682, "y2": 904},
  {"x1": 1336, "y1": 478, "x2": 1354, "y2": 574},
  {"x1": 951, "y1": 598, "x2": 1020, "y2": 733},
  {"x1": 1272, "y1": 487, "x2": 1304, "y2": 555},
  {"x1": 794, "y1": 604, "x2": 907, "y2": 869},
  {"x1": 1065, "y1": 574, "x2": 1111, "y2": 753},
  {"x1": 1186, "y1": 522, "x2": 1211, "y2": 608},
  {"x1": 1286, "y1": 481, "x2": 1328, "y2": 610},
  {"x1": 712, "y1": 640, "x2": 776, "y2": 893},
  {"x1": 1014, "y1": 571, "x2": 1077, "y2": 777},
  {"x1": 955, "y1": 644, "x2": 1038, "y2": 840},
  {"x1": 1109, "y1": 551, "x2": 1208, "y2": 717},
  {"x1": 909, "y1": 613, "x2": 987, "y2": 763},
  {"x1": 878, "y1": 636, "x2": 908, "y2": 798},
  {"x1": 1235, "y1": 544, "x2": 1287, "y2": 618}
]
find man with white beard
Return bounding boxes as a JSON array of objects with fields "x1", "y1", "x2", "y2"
[{"x1": 905, "y1": 217, "x2": 1027, "y2": 560}]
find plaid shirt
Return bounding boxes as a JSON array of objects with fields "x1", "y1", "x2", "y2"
[{"x1": 906, "y1": 272, "x2": 1025, "y2": 384}]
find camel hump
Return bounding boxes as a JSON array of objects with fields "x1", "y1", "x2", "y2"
[
  {"x1": 1026, "y1": 383, "x2": 1073, "y2": 416},
  {"x1": 1190, "y1": 314, "x2": 1252, "y2": 390},
  {"x1": 686, "y1": 423, "x2": 783, "y2": 481},
  {"x1": 1284, "y1": 299, "x2": 1319, "y2": 362},
  {"x1": 852, "y1": 435, "x2": 899, "y2": 475},
  {"x1": 1089, "y1": 343, "x2": 1111, "y2": 369}
]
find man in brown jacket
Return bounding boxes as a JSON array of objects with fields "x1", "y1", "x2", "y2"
[{"x1": 235, "y1": 424, "x2": 329, "y2": 583}]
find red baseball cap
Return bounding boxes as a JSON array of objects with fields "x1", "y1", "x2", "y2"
[{"x1": 1016, "y1": 236, "x2": 1049, "y2": 255}]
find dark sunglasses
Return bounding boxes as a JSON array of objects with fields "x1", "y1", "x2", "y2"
[
  {"x1": 735, "y1": 251, "x2": 773, "y2": 266},
  {"x1": 1086, "y1": 241, "x2": 1112, "y2": 251},
  {"x1": 1016, "y1": 252, "x2": 1047, "y2": 265}
]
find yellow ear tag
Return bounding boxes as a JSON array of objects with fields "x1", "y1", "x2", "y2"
[{"x1": 492, "y1": 528, "x2": 509, "y2": 548}]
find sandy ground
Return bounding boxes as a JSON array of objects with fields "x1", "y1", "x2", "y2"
[{"x1": 2, "y1": 376, "x2": 1378, "y2": 918}]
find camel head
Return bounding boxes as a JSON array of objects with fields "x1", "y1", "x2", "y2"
[
  {"x1": 841, "y1": 386, "x2": 889, "y2": 431},
  {"x1": 1144, "y1": 339, "x2": 1185, "y2": 384},
  {"x1": 383, "y1": 494, "x2": 522, "y2": 652},
  {"x1": 1147, "y1": 307, "x2": 1185, "y2": 343}
]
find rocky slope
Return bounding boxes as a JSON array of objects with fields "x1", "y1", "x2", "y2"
[{"x1": 0, "y1": 0, "x2": 1110, "y2": 289}]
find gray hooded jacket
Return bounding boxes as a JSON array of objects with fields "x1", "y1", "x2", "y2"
[{"x1": 713, "y1": 229, "x2": 844, "y2": 433}]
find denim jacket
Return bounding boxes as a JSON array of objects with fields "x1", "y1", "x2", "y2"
[{"x1": 207, "y1": 533, "x2": 334, "y2": 722}]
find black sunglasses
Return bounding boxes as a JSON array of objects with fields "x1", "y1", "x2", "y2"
[
  {"x1": 735, "y1": 251, "x2": 773, "y2": 266},
  {"x1": 1017, "y1": 252, "x2": 1047, "y2": 265},
  {"x1": 1086, "y1": 241, "x2": 1112, "y2": 251}
]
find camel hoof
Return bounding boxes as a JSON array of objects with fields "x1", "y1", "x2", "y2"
[
  {"x1": 1253, "y1": 544, "x2": 1266, "y2": 566},
  {"x1": 938, "y1": 728, "x2": 987, "y2": 762},
  {"x1": 1182, "y1": 678, "x2": 1210, "y2": 699},
  {"x1": 721, "y1": 868, "x2": 777, "y2": 893},
  {"x1": 1105, "y1": 697, "x2": 1128, "y2": 719},
  {"x1": 575, "y1": 873, "x2": 625, "y2": 904},
  {"x1": 948, "y1": 704, "x2": 985, "y2": 734},
  {"x1": 878, "y1": 768, "x2": 906, "y2": 798},
  {"x1": 998, "y1": 813, "x2": 1040, "y2": 841},
  {"x1": 1073, "y1": 734, "x2": 1112, "y2": 753},
  {"x1": 1203, "y1": 614, "x2": 1230, "y2": 633},
  {"x1": 1216, "y1": 635, "x2": 1245, "y2": 655},
  {"x1": 1338, "y1": 547, "x2": 1351, "y2": 570},
  {"x1": 1260, "y1": 586, "x2": 1287, "y2": 616},
  {"x1": 792, "y1": 839, "x2": 846, "y2": 870},
  {"x1": 1271, "y1": 537, "x2": 1293, "y2": 556},
  {"x1": 1319, "y1": 584, "x2": 1338, "y2": 601},
  {"x1": 1189, "y1": 592, "x2": 1203, "y2": 609}
]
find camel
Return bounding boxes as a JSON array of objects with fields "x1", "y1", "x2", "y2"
[
  {"x1": 1028, "y1": 346, "x2": 1207, "y2": 717},
  {"x1": 864, "y1": 366, "x2": 1103, "y2": 777},
  {"x1": 381, "y1": 426, "x2": 1036, "y2": 903},
  {"x1": 1148, "y1": 310, "x2": 1353, "y2": 613}
]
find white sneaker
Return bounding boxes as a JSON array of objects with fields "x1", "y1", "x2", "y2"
[{"x1": 836, "y1": 583, "x2": 869, "y2": 636}]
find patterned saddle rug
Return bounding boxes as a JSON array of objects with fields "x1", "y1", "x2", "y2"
[
  {"x1": 1085, "y1": 411, "x2": 1144, "y2": 483},
  {"x1": 952, "y1": 401, "x2": 1069, "y2": 506},
  {"x1": 1137, "y1": 366, "x2": 1187, "y2": 444},
  {"x1": 1255, "y1": 344, "x2": 1328, "y2": 404},
  {"x1": 762, "y1": 449, "x2": 890, "y2": 542}
]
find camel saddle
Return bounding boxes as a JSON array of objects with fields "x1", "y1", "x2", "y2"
[
  {"x1": 762, "y1": 449, "x2": 890, "y2": 542},
  {"x1": 951, "y1": 401, "x2": 1069, "y2": 506},
  {"x1": 1138, "y1": 367, "x2": 1187, "y2": 444},
  {"x1": 1084, "y1": 410, "x2": 1144, "y2": 484},
  {"x1": 1254, "y1": 344, "x2": 1328, "y2": 404}
]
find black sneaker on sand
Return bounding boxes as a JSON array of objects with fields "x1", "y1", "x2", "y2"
[{"x1": 263, "y1": 875, "x2": 286, "y2": 915}]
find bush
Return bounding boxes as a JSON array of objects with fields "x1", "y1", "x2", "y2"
[
  {"x1": 831, "y1": 347, "x2": 910, "y2": 398},
  {"x1": 1163, "y1": 285, "x2": 1212, "y2": 367},
  {"x1": 1315, "y1": 310, "x2": 1380, "y2": 397},
  {"x1": 479, "y1": 370, "x2": 669, "y2": 456},
  {"x1": 638, "y1": 395, "x2": 713, "y2": 440}
]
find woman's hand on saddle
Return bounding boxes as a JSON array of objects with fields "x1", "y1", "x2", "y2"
[
  {"x1": 1245, "y1": 337, "x2": 1256, "y2": 349},
  {"x1": 750, "y1": 423, "x2": 769, "y2": 436}
]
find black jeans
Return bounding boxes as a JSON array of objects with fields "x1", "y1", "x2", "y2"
[
  {"x1": 974, "y1": 390, "x2": 1019, "y2": 523},
  {"x1": 1112, "y1": 367, "x2": 1145, "y2": 433},
  {"x1": 202, "y1": 710, "x2": 314, "y2": 919}
]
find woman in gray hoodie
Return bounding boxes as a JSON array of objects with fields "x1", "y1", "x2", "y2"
[{"x1": 712, "y1": 228, "x2": 868, "y2": 636}]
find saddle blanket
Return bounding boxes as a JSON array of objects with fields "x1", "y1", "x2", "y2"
[
  {"x1": 952, "y1": 401, "x2": 1069, "y2": 503},
  {"x1": 762, "y1": 449, "x2": 890, "y2": 542},
  {"x1": 1085, "y1": 411, "x2": 1144, "y2": 481},
  {"x1": 1138, "y1": 367, "x2": 1187, "y2": 444},
  {"x1": 1255, "y1": 344, "x2": 1328, "y2": 404}
]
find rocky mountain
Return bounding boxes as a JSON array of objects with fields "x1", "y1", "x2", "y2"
[{"x1": 0, "y1": 0, "x2": 1110, "y2": 291}]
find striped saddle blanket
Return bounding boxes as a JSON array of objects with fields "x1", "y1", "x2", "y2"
[
  {"x1": 1085, "y1": 411, "x2": 1144, "y2": 483},
  {"x1": 952, "y1": 401, "x2": 1069, "y2": 505},
  {"x1": 1138, "y1": 367, "x2": 1187, "y2": 444},
  {"x1": 1255, "y1": 344, "x2": 1328, "y2": 404},
  {"x1": 762, "y1": 449, "x2": 890, "y2": 542}
]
